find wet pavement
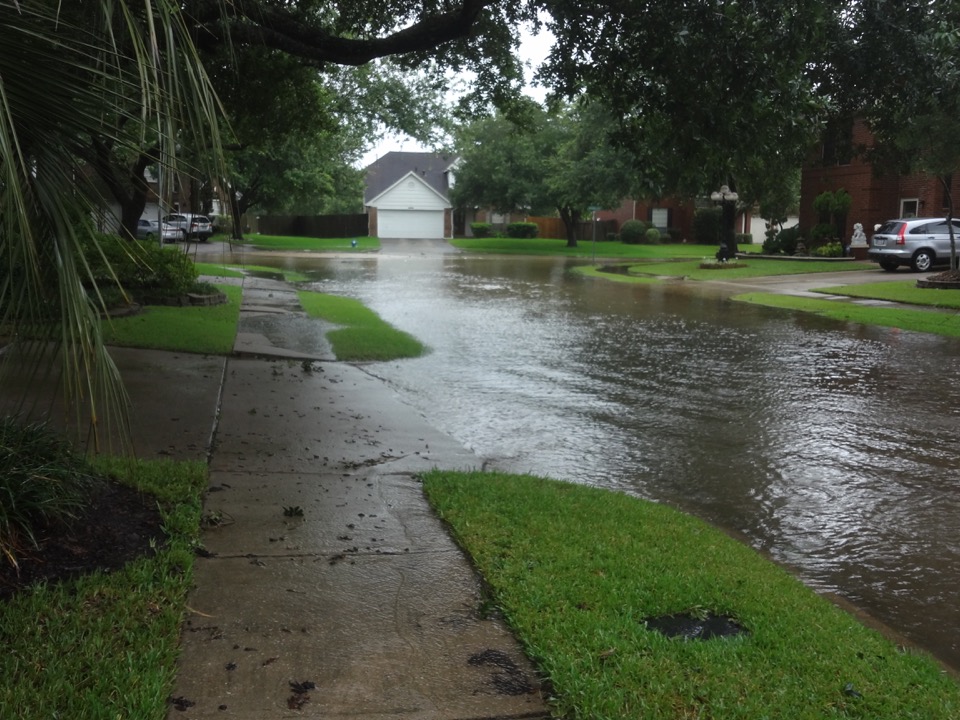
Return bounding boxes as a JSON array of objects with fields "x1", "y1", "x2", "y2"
[{"x1": 163, "y1": 271, "x2": 549, "y2": 719}]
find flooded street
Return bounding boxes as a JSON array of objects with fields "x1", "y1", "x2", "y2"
[{"x1": 235, "y1": 245, "x2": 960, "y2": 669}]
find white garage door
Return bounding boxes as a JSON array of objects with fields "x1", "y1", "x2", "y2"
[{"x1": 378, "y1": 209, "x2": 444, "y2": 239}]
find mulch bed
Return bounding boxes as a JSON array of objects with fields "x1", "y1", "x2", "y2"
[
  {"x1": 0, "y1": 480, "x2": 164, "y2": 599},
  {"x1": 917, "y1": 269, "x2": 960, "y2": 289}
]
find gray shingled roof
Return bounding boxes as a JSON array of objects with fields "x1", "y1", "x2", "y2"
[{"x1": 364, "y1": 151, "x2": 458, "y2": 204}]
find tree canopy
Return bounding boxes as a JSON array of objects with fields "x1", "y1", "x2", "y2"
[{"x1": 452, "y1": 101, "x2": 636, "y2": 246}]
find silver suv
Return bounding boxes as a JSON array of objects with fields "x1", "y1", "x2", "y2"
[
  {"x1": 868, "y1": 217, "x2": 960, "y2": 272},
  {"x1": 162, "y1": 213, "x2": 213, "y2": 242}
]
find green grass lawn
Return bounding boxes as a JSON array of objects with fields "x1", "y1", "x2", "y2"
[
  {"x1": 734, "y1": 292, "x2": 960, "y2": 338},
  {"x1": 624, "y1": 258, "x2": 873, "y2": 280},
  {"x1": 297, "y1": 290, "x2": 426, "y2": 361},
  {"x1": 0, "y1": 458, "x2": 206, "y2": 720},
  {"x1": 452, "y1": 238, "x2": 760, "y2": 259},
  {"x1": 814, "y1": 280, "x2": 960, "y2": 309},
  {"x1": 101, "y1": 284, "x2": 241, "y2": 354},
  {"x1": 194, "y1": 261, "x2": 310, "y2": 282},
  {"x1": 237, "y1": 234, "x2": 379, "y2": 252},
  {"x1": 423, "y1": 470, "x2": 960, "y2": 719}
]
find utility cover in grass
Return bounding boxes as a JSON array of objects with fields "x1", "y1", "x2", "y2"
[{"x1": 644, "y1": 612, "x2": 749, "y2": 640}]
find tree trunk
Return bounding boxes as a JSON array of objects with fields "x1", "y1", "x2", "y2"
[
  {"x1": 229, "y1": 191, "x2": 245, "y2": 241},
  {"x1": 558, "y1": 206, "x2": 580, "y2": 248},
  {"x1": 89, "y1": 140, "x2": 156, "y2": 241},
  {"x1": 942, "y1": 175, "x2": 956, "y2": 271}
]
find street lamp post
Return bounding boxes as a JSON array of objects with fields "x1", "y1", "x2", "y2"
[{"x1": 710, "y1": 183, "x2": 739, "y2": 257}]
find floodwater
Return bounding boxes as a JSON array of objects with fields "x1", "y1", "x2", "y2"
[{"x1": 231, "y1": 243, "x2": 960, "y2": 670}]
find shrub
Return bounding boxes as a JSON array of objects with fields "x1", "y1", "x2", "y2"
[
  {"x1": 644, "y1": 227, "x2": 661, "y2": 244},
  {"x1": 82, "y1": 234, "x2": 199, "y2": 300},
  {"x1": 762, "y1": 225, "x2": 803, "y2": 255},
  {"x1": 812, "y1": 241, "x2": 844, "y2": 257},
  {"x1": 605, "y1": 232, "x2": 620, "y2": 242},
  {"x1": 810, "y1": 223, "x2": 836, "y2": 242},
  {"x1": 506, "y1": 222, "x2": 539, "y2": 239},
  {"x1": 470, "y1": 222, "x2": 493, "y2": 238},
  {"x1": 0, "y1": 418, "x2": 98, "y2": 568},
  {"x1": 735, "y1": 232, "x2": 753, "y2": 246},
  {"x1": 620, "y1": 219, "x2": 647, "y2": 244},
  {"x1": 666, "y1": 227, "x2": 683, "y2": 243},
  {"x1": 693, "y1": 207, "x2": 723, "y2": 245}
]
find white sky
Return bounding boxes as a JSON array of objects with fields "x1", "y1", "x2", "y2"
[{"x1": 359, "y1": 22, "x2": 555, "y2": 167}]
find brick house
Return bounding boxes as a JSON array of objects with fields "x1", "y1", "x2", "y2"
[
  {"x1": 595, "y1": 197, "x2": 759, "y2": 243},
  {"x1": 800, "y1": 117, "x2": 960, "y2": 239}
]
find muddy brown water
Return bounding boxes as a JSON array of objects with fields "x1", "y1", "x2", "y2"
[{"x1": 220, "y1": 244, "x2": 960, "y2": 670}]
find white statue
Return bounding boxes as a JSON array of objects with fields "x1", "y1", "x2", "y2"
[{"x1": 850, "y1": 222, "x2": 868, "y2": 247}]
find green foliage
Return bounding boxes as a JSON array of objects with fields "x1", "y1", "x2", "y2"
[
  {"x1": 506, "y1": 222, "x2": 539, "y2": 238},
  {"x1": 0, "y1": 419, "x2": 98, "y2": 568},
  {"x1": 812, "y1": 190, "x2": 852, "y2": 238},
  {"x1": 470, "y1": 222, "x2": 493, "y2": 238},
  {"x1": 693, "y1": 207, "x2": 723, "y2": 245},
  {"x1": 762, "y1": 225, "x2": 803, "y2": 255},
  {"x1": 619, "y1": 219, "x2": 648, "y2": 244},
  {"x1": 452, "y1": 101, "x2": 636, "y2": 246},
  {"x1": 644, "y1": 226, "x2": 661, "y2": 244},
  {"x1": 810, "y1": 222, "x2": 837, "y2": 241},
  {"x1": 812, "y1": 241, "x2": 845, "y2": 257},
  {"x1": 82, "y1": 234, "x2": 199, "y2": 301}
]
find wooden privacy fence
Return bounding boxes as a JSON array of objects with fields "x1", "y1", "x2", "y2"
[
  {"x1": 526, "y1": 216, "x2": 619, "y2": 241},
  {"x1": 255, "y1": 213, "x2": 368, "y2": 238}
]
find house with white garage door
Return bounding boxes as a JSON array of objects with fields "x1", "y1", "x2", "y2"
[{"x1": 364, "y1": 151, "x2": 458, "y2": 239}]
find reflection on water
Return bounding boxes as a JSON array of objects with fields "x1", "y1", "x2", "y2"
[{"x1": 233, "y1": 249, "x2": 960, "y2": 669}]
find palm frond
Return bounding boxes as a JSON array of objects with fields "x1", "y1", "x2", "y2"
[{"x1": 0, "y1": 0, "x2": 227, "y2": 453}]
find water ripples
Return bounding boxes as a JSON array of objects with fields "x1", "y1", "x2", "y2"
[{"x1": 300, "y1": 254, "x2": 960, "y2": 669}]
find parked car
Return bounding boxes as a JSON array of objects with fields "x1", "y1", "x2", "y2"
[
  {"x1": 162, "y1": 213, "x2": 213, "y2": 242},
  {"x1": 136, "y1": 218, "x2": 180, "y2": 243},
  {"x1": 868, "y1": 217, "x2": 960, "y2": 272}
]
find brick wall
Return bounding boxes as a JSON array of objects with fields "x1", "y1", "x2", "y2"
[{"x1": 801, "y1": 118, "x2": 960, "y2": 239}]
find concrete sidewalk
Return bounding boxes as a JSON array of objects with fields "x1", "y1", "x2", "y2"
[{"x1": 166, "y1": 277, "x2": 549, "y2": 719}]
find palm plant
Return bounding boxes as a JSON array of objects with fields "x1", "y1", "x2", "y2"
[{"x1": 0, "y1": 1, "x2": 226, "y2": 452}]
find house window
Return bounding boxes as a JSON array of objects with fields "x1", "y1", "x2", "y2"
[
  {"x1": 650, "y1": 208, "x2": 670, "y2": 229},
  {"x1": 900, "y1": 198, "x2": 919, "y2": 218}
]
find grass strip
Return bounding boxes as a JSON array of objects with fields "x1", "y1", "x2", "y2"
[
  {"x1": 734, "y1": 292, "x2": 960, "y2": 338},
  {"x1": 0, "y1": 457, "x2": 206, "y2": 720},
  {"x1": 241, "y1": 234, "x2": 379, "y2": 252},
  {"x1": 573, "y1": 265, "x2": 662, "y2": 284},
  {"x1": 193, "y1": 262, "x2": 245, "y2": 278},
  {"x1": 626, "y1": 258, "x2": 873, "y2": 280},
  {"x1": 422, "y1": 470, "x2": 960, "y2": 719},
  {"x1": 194, "y1": 261, "x2": 310, "y2": 282},
  {"x1": 814, "y1": 280, "x2": 960, "y2": 309},
  {"x1": 101, "y1": 284, "x2": 241, "y2": 354},
  {"x1": 297, "y1": 290, "x2": 426, "y2": 361},
  {"x1": 451, "y1": 238, "x2": 758, "y2": 258}
]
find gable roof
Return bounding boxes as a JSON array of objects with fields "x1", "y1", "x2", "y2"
[
  {"x1": 366, "y1": 170, "x2": 452, "y2": 209},
  {"x1": 364, "y1": 151, "x2": 458, "y2": 204}
]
